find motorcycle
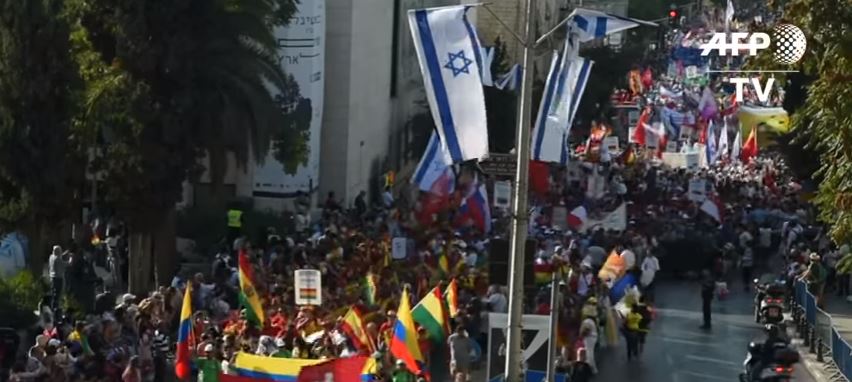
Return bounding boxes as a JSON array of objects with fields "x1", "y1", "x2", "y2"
[
  {"x1": 740, "y1": 340, "x2": 800, "y2": 381},
  {"x1": 754, "y1": 278, "x2": 786, "y2": 326}
]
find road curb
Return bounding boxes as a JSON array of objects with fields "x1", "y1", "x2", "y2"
[{"x1": 785, "y1": 315, "x2": 847, "y2": 382}]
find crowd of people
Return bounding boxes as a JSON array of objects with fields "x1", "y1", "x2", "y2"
[{"x1": 6, "y1": 4, "x2": 842, "y2": 382}]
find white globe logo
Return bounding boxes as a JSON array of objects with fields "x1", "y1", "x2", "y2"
[{"x1": 772, "y1": 24, "x2": 807, "y2": 64}]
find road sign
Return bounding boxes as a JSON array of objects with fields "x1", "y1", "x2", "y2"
[{"x1": 480, "y1": 153, "x2": 517, "y2": 177}]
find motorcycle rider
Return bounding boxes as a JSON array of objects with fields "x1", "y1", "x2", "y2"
[{"x1": 745, "y1": 324, "x2": 787, "y2": 381}]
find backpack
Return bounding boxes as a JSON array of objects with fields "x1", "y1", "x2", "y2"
[{"x1": 638, "y1": 305, "x2": 652, "y2": 330}]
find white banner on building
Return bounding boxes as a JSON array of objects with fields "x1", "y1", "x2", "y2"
[
  {"x1": 254, "y1": 0, "x2": 326, "y2": 197},
  {"x1": 493, "y1": 181, "x2": 512, "y2": 210}
]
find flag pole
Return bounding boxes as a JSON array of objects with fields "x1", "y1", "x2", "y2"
[
  {"x1": 545, "y1": 271, "x2": 561, "y2": 382},
  {"x1": 505, "y1": 0, "x2": 536, "y2": 379}
]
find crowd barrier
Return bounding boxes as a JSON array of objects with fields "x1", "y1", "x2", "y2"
[{"x1": 792, "y1": 280, "x2": 852, "y2": 381}]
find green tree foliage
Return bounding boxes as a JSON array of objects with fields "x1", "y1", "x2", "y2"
[
  {"x1": 763, "y1": 0, "x2": 852, "y2": 242},
  {"x1": 0, "y1": 271, "x2": 46, "y2": 328},
  {"x1": 0, "y1": 0, "x2": 83, "y2": 268},
  {"x1": 68, "y1": 0, "x2": 302, "y2": 222}
]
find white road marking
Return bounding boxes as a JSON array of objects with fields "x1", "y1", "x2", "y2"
[
  {"x1": 684, "y1": 354, "x2": 742, "y2": 368},
  {"x1": 676, "y1": 370, "x2": 732, "y2": 381},
  {"x1": 662, "y1": 337, "x2": 716, "y2": 347}
]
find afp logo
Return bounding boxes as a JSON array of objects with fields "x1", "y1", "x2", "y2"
[{"x1": 700, "y1": 24, "x2": 807, "y2": 65}]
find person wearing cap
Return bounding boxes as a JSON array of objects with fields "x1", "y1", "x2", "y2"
[
  {"x1": 800, "y1": 253, "x2": 827, "y2": 308},
  {"x1": 195, "y1": 343, "x2": 221, "y2": 382},
  {"x1": 392, "y1": 359, "x2": 415, "y2": 382}
]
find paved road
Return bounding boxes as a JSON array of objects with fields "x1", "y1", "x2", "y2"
[{"x1": 594, "y1": 278, "x2": 816, "y2": 382}]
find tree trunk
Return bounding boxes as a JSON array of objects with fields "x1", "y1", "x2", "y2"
[
  {"x1": 24, "y1": 219, "x2": 61, "y2": 278},
  {"x1": 153, "y1": 208, "x2": 179, "y2": 287},
  {"x1": 128, "y1": 232, "x2": 154, "y2": 296}
]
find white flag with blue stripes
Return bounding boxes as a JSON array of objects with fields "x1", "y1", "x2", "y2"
[
  {"x1": 411, "y1": 132, "x2": 454, "y2": 192},
  {"x1": 409, "y1": 6, "x2": 489, "y2": 163},
  {"x1": 568, "y1": 8, "x2": 656, "y2": 43},
  {"x1": 531, "y1": 49, "x2": 593, "y2": 164},
  {"x1": 495, "y1": 64, "x2": 522, "y2": 91},
  {"x1": 481, "y1": 46, "x2": 495, "y2": 87}
]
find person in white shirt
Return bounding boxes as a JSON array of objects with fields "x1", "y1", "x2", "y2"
[
  {"x1": 577, "y1": 264, "x2": 594, "y2": 298},
  {"x1": 483, "y1": 285, "x2": 508, "y2": 313},
  {"x1": 382, "y1": 186, "x2": 394, "y2": 208},
  {"x1": 640, "y1": 253, "x2": 661, "y2": 301},
  {"x1": 579, "y1": 299, "x2": 599, "y2": 374},
  {"x1": 48, "y1": 245, "x2": 69, "y2": 310}
]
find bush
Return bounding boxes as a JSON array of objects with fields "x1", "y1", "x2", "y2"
[{"x1": 0, "y1": 271, "x2": 46, "y2": 328}]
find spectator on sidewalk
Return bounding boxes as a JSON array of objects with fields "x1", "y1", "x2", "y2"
[{"x1": 800, "y1": 253, "x2": 827, "y2": 308}]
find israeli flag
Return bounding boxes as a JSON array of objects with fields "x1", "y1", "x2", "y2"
[
  {"x1": 531, "y1": 49, "x2": 593, "y2": 164},
  {"x1": 567, "y1": 8, "x2": 656, "y2": 43},
  {"x1": 481, "y1": 46, "x2": 495, "y2": 87},
  {"x1": 409, "y1": 6, "x2": 489, "y2": 163},
  {"x1": 495, "y1": 64, "x2": 523, "y2": 91},
  {"x1": 718, "y1": 120, "x2": 730, "y2": 159},
  {"x1": 412, "y1": 132, "x2": 455, "y2": 192}
]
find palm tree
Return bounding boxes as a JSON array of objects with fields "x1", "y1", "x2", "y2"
[{"x1": 69, "y1": 0, "x2": 302, "y2": 292}]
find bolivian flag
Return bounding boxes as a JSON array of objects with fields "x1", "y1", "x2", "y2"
[
  {"x1": 412, "y1": 286, "x2": 449, "y2": 344},
  {"x1": 238, "y1": 249, "x2": 265, "y2": 327}
]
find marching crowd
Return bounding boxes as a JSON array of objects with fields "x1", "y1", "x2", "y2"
[{"x1": 7, "y1": 5, "x2": 844, "y2": 382}]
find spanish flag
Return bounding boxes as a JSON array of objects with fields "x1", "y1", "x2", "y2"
[
  {"x1": 238, "y1": 249, "x2": 265, "y2": 327},
  {"x1": 444, "y1": 278, "x2": 459, "y2": 318},
  {"x1": 174, "y1": 283, "x2": 193, "y2": 380},
  {"x1": 390, "y1": 287, "x2": 426, "y2": 377},
  {"x1": 340, "y1": 307, "x2": 376, "y2": 353}
]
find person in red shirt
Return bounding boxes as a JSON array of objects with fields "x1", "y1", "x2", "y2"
[{"x1": 378, "y1": 310, "x2": 396, "y2": 347}]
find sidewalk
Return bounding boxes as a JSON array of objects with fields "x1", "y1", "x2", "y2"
[{"x1": 822, "y1": 294, "x2": 852, "y2": 342}]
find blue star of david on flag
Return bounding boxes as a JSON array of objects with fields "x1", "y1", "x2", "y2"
[{"x1": 444, "y1": 50, "x2": 473, "y2": 77}]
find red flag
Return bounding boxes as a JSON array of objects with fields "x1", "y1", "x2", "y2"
[
  {"x1": 297, "y1": 356, "x2": 374, "y2": 382},
  {"x1": 529, "y1": 161, "x2": 550, "y2": 196},
  {"x1": 632, "y1": 108, "x2": 651, "y2": 145},
  {"x1": 740, "y1": 127, "x2": 758, "y2": 162}
]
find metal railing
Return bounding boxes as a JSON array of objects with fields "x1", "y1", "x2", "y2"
[{"x1": 791, "y1": 280, "x2": 851, "y2": 381}]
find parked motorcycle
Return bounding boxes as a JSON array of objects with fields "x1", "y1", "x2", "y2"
[{"x1": 754, "y1": 278, "x2": 786, "y2": 326}]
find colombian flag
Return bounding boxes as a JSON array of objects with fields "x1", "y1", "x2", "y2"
[
  {"x1": 444, "y1": 278, "x2": 459, "y2": 318},
  {"x1": 390, "y1": 287, "x2": 426, "y2": 377},
  {"x1": 233, "y1": 352, "x2": 323, "y2": 381},
  {"x1": 238, "y1": 249, "x2": 265, "y2": 327},
  {"x1": 174, "y1": 283, "x2": 193, "y2": 380}
]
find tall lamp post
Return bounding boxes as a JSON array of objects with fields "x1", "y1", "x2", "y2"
[{"x1": 504, "y1": 0, "x2": 536, "y2": 379}]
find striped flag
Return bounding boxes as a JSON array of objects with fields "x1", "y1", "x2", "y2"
[
  {"x1": 412, "y1": 286, "x2": 450, "y2": 344},
  {"x1": 408, "y1": 6, "x2": 489, "y2": 163},
  {"x1": 495, "y1": 64, "x2": 523, "y2": 91},
  {"x1": 174, "y1": 283, "x2": 193, "y2": 380},
  {"x1": 340, "y1": 307, "x2": 376, "y2": 353},
  {"x1": 531, "y1": 48, "x2": 593, "y2": 164},
  {"x1": 390, "y1": 287, "x2": 427, "y2": 377},
  {"x1": 411, "y1": 132, "x2": 454, "y2": 193},
  {"x1": 444, "y1": 278, "x2": 459, "y2": 318},
  {"x1": 567, "y1": 8, "x2": 656, "y2": 43},
  {"x1": 238, "y1": 250, "x2": 265, "y2": 327}
]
